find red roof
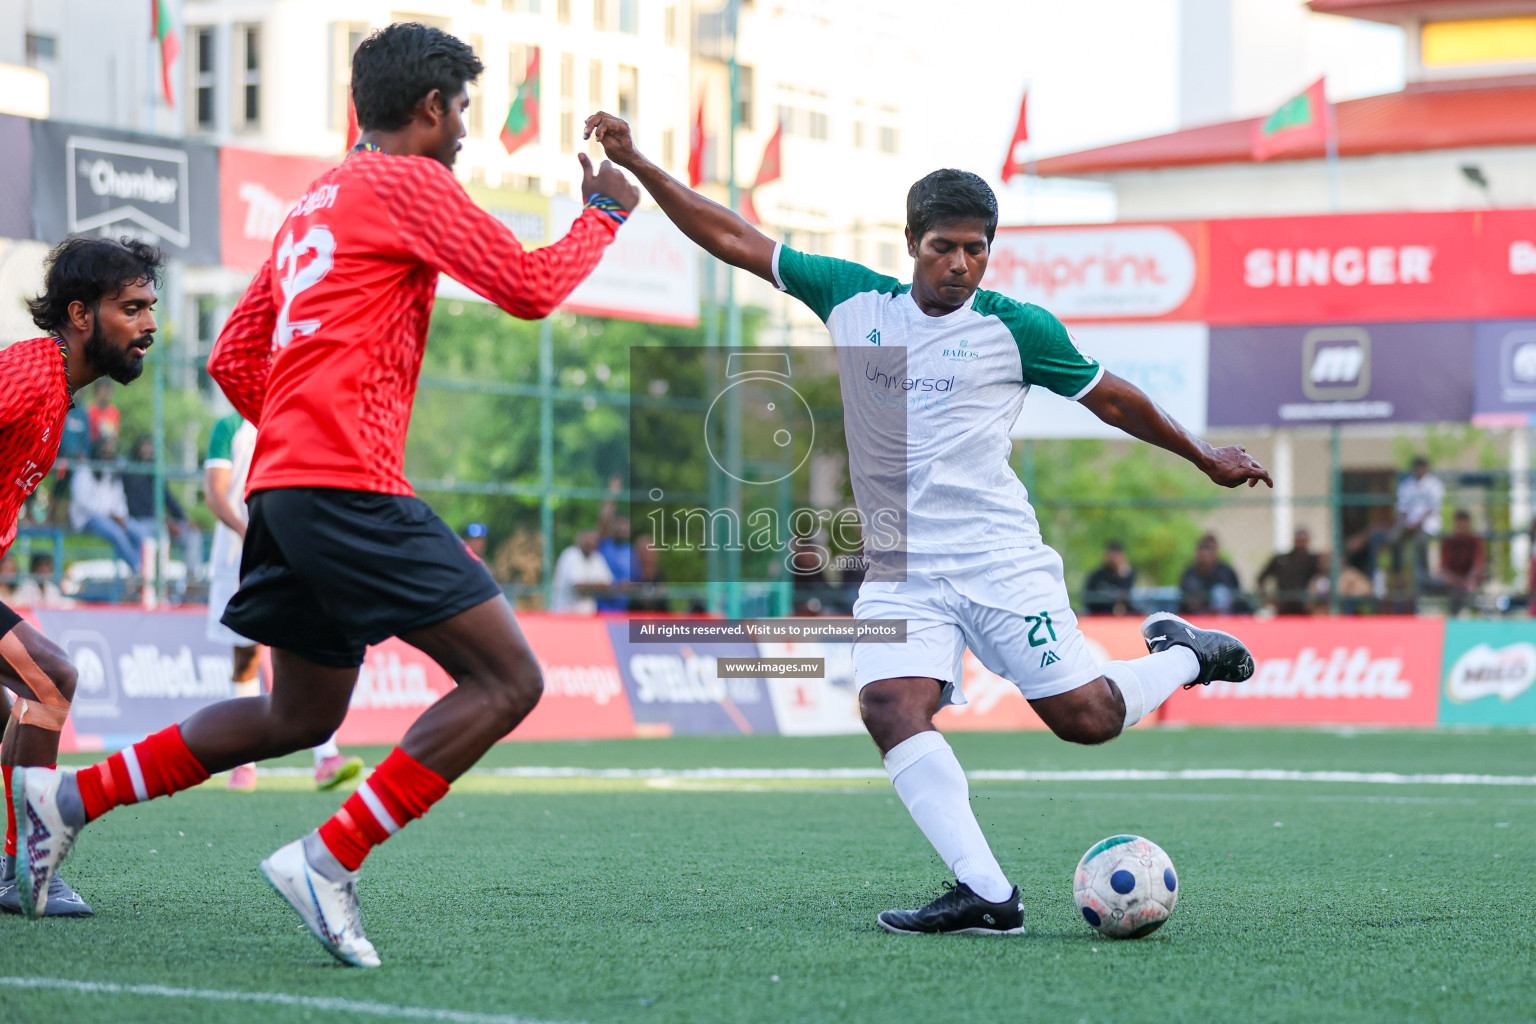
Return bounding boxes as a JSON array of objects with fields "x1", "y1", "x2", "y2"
[
  {"x1": 1034, "y1": 76, "x2": 1536, "y2": 177},
  {"x1": 1307, "y1": 0, "x2": 1536, "y2": 25}
]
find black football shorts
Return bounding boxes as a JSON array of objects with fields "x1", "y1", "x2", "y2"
[{"x1": 222, "y1": 487, "x2": 501, "y2": 668}]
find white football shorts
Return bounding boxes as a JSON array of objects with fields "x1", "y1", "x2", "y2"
[
  {"x1": 851, "y1": 545, "x2": 1101, "y2": 707},
  {"x1": 205, "y1": 567, "x2": 256, "y2": 648}
]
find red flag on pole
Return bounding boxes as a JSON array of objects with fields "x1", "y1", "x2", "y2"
[
  {"x1": 1000, "y1": 90, "x2": 1029, "y2": 183},
  {"x1": 500, "y1": 47, "x2": 542, "y2": 155},
  {"x1": 740, "y1": 121, "x2": 783, "y2": 224},
  {"x1": 151, "y1": 0, "x2": 180, "y2": 108},
  {"x1": 687, "y1": 97, "x2": 706, "y2": 187},
  {"x1": 1252, "y1": 77, "x2": 1330, "y2": 162}
]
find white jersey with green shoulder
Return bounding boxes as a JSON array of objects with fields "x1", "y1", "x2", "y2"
[{"x1": 772, "y1": 243, "x2": 1102, "y2": 555}]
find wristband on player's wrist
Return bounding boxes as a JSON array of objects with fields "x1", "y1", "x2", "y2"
[{"x1": 585, "y1": 193, "x2": 630, "y2": 226}]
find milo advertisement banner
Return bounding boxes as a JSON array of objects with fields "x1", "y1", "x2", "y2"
[{"x1": 1439, "y1": 621, "x2": 1536, "y2": 726}]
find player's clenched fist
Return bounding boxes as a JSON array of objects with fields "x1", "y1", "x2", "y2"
[{"x1": 584, "y1": 111, "x2": 640, "y2": 167}]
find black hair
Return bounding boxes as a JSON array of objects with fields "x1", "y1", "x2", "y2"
[
  {"x1": 906, "y1": 169, "x2": 999, "y2": 244},
  {"x1": 1104, "y1": 540, "x2": 1124, "y2": 552},
  {"x1": 27, "y1": 236, "x2": 164, "y2": 333},
  {"x1": 351, "y1": 23, "x2": 484, "y2": 132}
]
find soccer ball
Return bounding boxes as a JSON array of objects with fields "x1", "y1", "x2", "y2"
[{"x1": 1073, "y1": 834, "x2": 1178, "y2": 939}]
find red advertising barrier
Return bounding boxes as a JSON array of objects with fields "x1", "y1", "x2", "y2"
[
  {"x1": 986, "y1": 209, "x2": 1536, "y2": 327},
  {"x1": 1160, "y1": 616, "x2": 1442, "y2": 727},
  {"x1": 332, "y1": 615, "x2": 634, "y2": 746},
  {"x1": 936, "y1": 617, "x2": 1162, "y2": 732},
  {"x1": 219, "y1": 147, "x2": 339, "y2": 273}
]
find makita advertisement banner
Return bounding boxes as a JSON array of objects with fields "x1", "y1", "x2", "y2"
[
  {"x1": 31, "y1": 118, "x2": 221, "y2": 264},
  {"x1": 1207, "y1": 321, "x2": 1475, "y2": 427},
  {"x1": 219, "y1": 147, "x2": 338, "y2": 273},
  {"x1": 1161, "y1": 617, "x2": 1443, "y2": 727},
  {"x1": 1438, "y1": 620, "x2": 1536, "y2": 727}
]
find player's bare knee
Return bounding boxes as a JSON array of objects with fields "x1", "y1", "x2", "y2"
[
  {"x1": 859, "y1": 688, "x2": 926, "y2": 747},
  {"x1": 1052, "y1": 709, "x2": 1122, "y2": 746},
  {"x1": 486, "y1": 654, "x2": 543, "y2": 723},
  {"x1": 42, "y1": 654, "x2": 78, "y2": 703}
]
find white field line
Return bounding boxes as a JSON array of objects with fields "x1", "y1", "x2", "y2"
[
  {"x1": 0, "y1": 976, "x2": 574, "y2": 1024},
  {"x1": 242, "y1": 765, "x2": 1536, "y2": 786}
]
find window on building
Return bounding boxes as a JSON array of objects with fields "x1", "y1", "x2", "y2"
[
  {"x1": 193, "y1": 28, "x2": 217, "y2": 130},
  {"x1": 593, "y1": 0, "x2": 609, "y2": 31},
  {"x1": 239, "y1": 26, "x2": 261, "y2": 128},
  {"x1": 878, "y1": 125, "x2": 898, "y2": 154},
  {"x1": 735, "y1": 64, "x2": 754, "y2": 130},
  {"x1": 589, "y1": 60, "x2": 602, "y2": 108},
  {"x1": 852, "y1": 120, "x2": 865, "y2": 148},
  {"x1": 559, "y1": 52, "x2": 575, "y2": 152},
  {"x1": 877, "y1": 242, "x2": 897, "y2": 270},
  {"x1": 807, "y1": 110, "x2": 828, "y2": 141},
  {"x1": 24, "y1": 33, "x2": 56, "y2": 66},
  {"x1": 617, "y1": 65, "x2": 638, "y2": 123},
  {"x1": 557, "y1": 0, "x2": 570, "y2": 23},
  {"x1": 330, "y1": 23, "x2": 368, "y2": 133},
  {"x1": 618, "y1": 0, "x2": 639, "y2": 34},
  {"x1": 664, "y1": 6, "x2": 678, "y2": 45}
]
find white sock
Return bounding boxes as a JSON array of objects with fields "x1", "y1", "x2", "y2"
[
  {"x1": 312, "y1": 737, "x2": 340, "y2": 764},
  {"x1": 883, "y1": 731, "x2": 1013, "y2": 903},
  {"x1": 1102, "y1": 647, "x2": 1200, "y2": 730},
  {"x1": 232, "y1": 678, "x2": 260, "y2": 699}
]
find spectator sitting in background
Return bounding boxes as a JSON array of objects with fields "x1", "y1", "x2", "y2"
[
  {"x1": 462, "y1": 522, "x2": 488, "y2": 560},
  {"x1": 549, "y1": 529, "x2": 613, "y2": 614},
  {"x1": 1178, "y1": 533, "x2": 1247, "y2": 615},
  {"x1": 46, "y1": 403, "x2": 91, "y2": 526},
  {"x1": 1393, "y1": 455, "x2": 1444, "y2": 590},
  {"x1": 1257, "y1": 527, "x2": 1324, "y2": 616},
  {"x1": 1083, "y1": 540, "x2": 1135, "y2": 615},
  {"x1": 788, "y1": 534, "x2": 834, "y2": 615},
  {"x1": 626, "y1": 533, "x2": 671, "y2": 613},
  {"x1": 12, "y1": 552, "x2": 70, "y2": 607},
  {"x1": 86, "y1": 381, "x2": 120, "y2": 443},
  {"x1": 596, "y1": 476, "x2": 633, "y2": 611},
  {"x1": 0, "y1": 553, "x2": 18, "y2": 602},
  {"x1": 1439, "y1": 510, "x2": 1485, "y2": 615},
  {"x1": 123, "y1": 435, "x2": 203, "y2": 579},
  {"x1": 70, "y1": 434, "x2": 151, "y2": 574}
]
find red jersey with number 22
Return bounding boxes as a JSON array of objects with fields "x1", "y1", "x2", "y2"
[
  {"x1": 209, "y1": 151, "x2": 620, "y2": 496},
  {"x1": 0, "y1": 337, "x2": 69, "y2": 561}
]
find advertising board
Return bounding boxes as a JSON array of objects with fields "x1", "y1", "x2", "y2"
[
  {"x1": 606, "y1": 623, "x2": 777, "y2": 736},
  {"x1": 219, "y1": 147, "x2": 339, "y2": 272},
  {"x1": 1437, "y1": 620, "x2": 1536, "y2": 727}
]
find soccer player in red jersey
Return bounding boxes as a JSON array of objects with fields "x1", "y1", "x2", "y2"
[
  {"x1": 14, "y1": 23, "x2": 638, "y2": 964},
  {"x1": 0, "y1": 236, "x2": 165, "y2": 917}
]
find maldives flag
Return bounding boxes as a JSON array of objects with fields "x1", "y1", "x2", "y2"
[
  {"x1": 500, "y1": 47, "x2": 541, "y2": 155},
  {"x1": 1252, "y1": 77, "x2": 1330, "y2": 162},
  {"x1": 151, "y1": 0, "x2": 180, "y2": 107},
  {"x1": 687, "y1": 97, "x2": 705, "y2": 187},
  {"x1": 999, "y1": 90, "x2": 1029, "y2": 183},
  {"x1": 740, "y1": 121, "x2": 782, "y2": 224}
]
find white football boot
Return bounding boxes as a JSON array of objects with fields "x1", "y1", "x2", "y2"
[
  {"x1": 13, "y1": 766, "x2": 85, "y2": 920},
  {"x1": 259, "y1": 837, "x2": 381, "y2": 968}
]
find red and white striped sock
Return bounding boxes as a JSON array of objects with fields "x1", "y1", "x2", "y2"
[
  {"x1": 74, "y1": 725, "x2": 211, "y2": 821},
  {"x1": 317, "y1": 748, "x2": 448, "y2": 871}
]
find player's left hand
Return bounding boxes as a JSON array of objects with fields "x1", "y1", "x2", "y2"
[
  {"x1": 577, "y1": 151, "x2": 640, "y2": 213},
  {"x1": 1203, "y1": 445, "x2": 1273, "y2": 489}
]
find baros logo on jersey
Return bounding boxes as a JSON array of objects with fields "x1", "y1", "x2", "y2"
[
  {"x1": 983, "y1": 225, "x2": 1199, "y2": 320},
  {"x1": 942, "y1": 339, "x2": 980, "y2": 363}
]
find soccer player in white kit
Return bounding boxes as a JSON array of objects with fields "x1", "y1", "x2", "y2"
[
  {"x1": 585, "y1": 112, "x2": 1269, "y2": 934},
  {"x1": 203, "y1": 413, "x2": 362, "y2": 791}
]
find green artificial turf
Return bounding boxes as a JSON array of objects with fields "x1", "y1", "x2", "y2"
[{"x1": 6, "y1": 729, "x2": 1534, "y2": 1024}]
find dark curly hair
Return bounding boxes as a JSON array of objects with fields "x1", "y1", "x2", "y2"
[
  {"x1": 27, "y1": 236, "x2": 165, "y2": 333},
  {"x1": 906, "y1": 169, "x2": 999, "y2": 245},
  {"x1": 351, "y1": 23, "x2": 484, "y2": 132}
]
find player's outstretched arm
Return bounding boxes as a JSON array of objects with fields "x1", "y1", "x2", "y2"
[
  {"x1": 585, "y1": 111, "x2": 776, "y2": 284},
  {"x1": 208, "y1": 259, "x2": 278, "y2": 424},
  {"x1": 1080, "y1": 371, "x2": 1273, "y2": 489}
]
